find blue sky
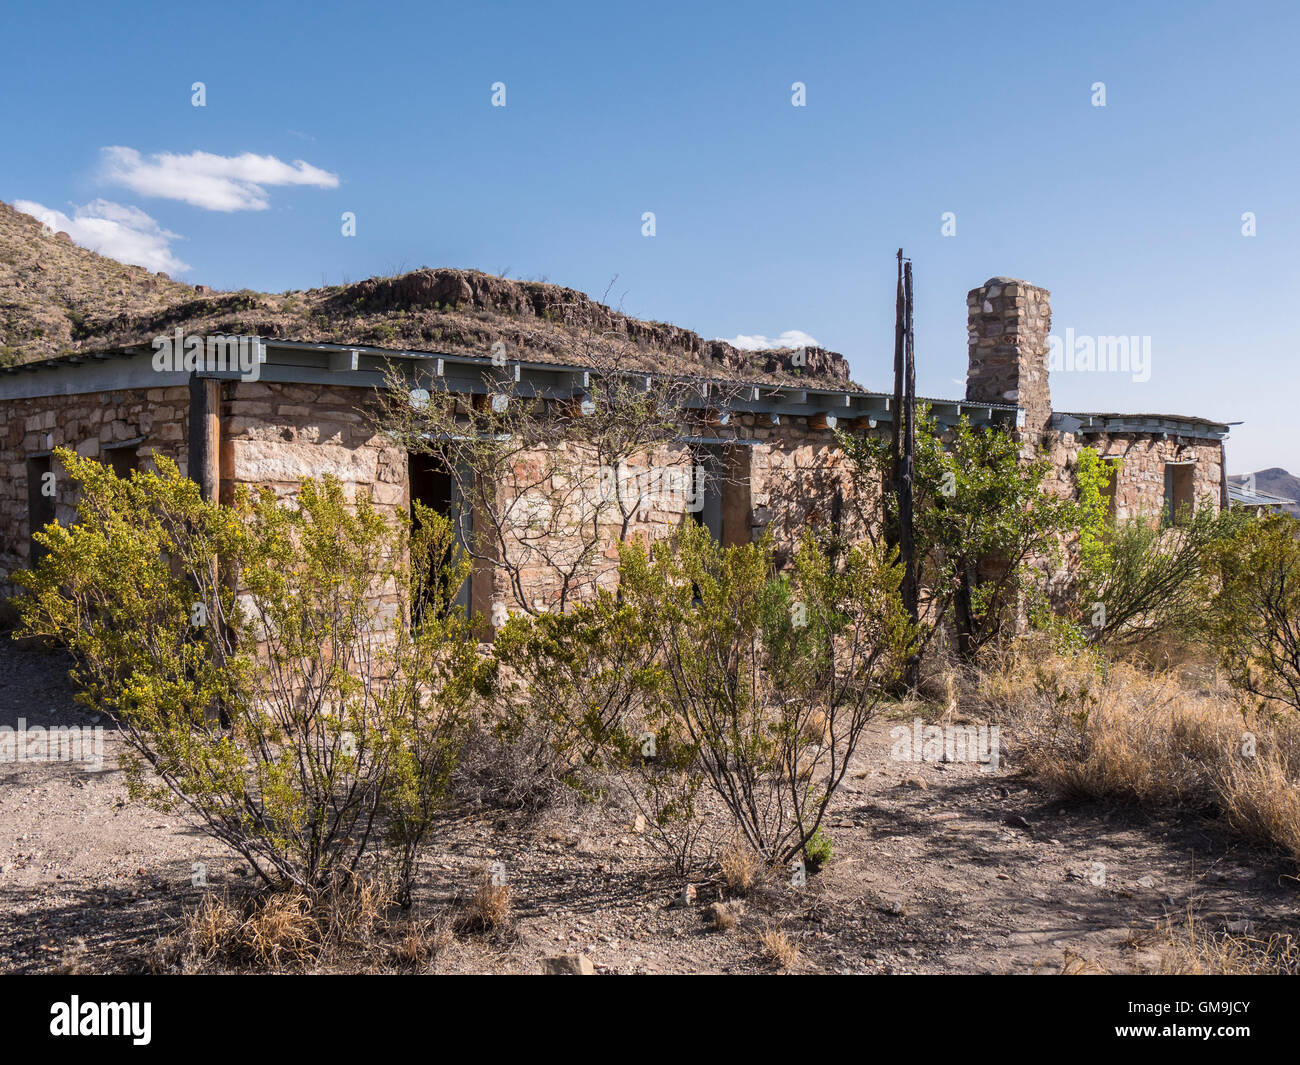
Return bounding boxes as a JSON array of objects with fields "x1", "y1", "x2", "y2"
[{"x1": 2, "y1": 0, "x2": 1297, "y2": 473}]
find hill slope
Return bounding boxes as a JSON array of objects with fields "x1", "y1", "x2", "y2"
[
  {"x1": 0, "y1": 199, "x2": 854, "y2": 389},
  {"x1": 0, "y1": 200, "x2": 196, "y2": 363}
]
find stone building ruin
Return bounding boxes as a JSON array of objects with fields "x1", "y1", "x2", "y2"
[{"x1": 0, "y1": 275, "x2": 1232, "y2": 616}]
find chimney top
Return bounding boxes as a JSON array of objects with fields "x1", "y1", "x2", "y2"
[{"x1": 965, "y1": 275, "x2": 1053, "y2": 441}]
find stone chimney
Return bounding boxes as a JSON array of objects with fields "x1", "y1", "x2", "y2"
[{"x1": 965, "y1": 277, "x2": 1052, "y2": 440}]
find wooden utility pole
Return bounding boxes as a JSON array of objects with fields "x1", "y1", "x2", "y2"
[
  {"x1": 891, "y1": 250, "x2": 920, "y2": 687},
  {"x1": 890, "y1": 251, "x2": 905, "y2": 495},
  {"x1": 188, "y1": 373, "x2": 221, "y2": 501}
]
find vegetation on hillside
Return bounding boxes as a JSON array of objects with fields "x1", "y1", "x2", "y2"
[{"x1": 0, "y1": 198, "x2": 852, "y2": 387}]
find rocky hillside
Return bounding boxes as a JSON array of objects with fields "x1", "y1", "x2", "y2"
[
  {"x1": 0, "y1": 199, "x2": 854, "y2": 389},
  {"x1": 0, "y1": 200, "x2": 196, "y2": 364}
]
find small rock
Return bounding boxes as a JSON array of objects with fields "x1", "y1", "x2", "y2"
[{"x1": 670, "y1": 884, "x2": 697, "y2": 908}]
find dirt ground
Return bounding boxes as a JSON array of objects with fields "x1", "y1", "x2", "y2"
[{"x1": 2, "y1": 640, "x2": 1297, "y2": 975}]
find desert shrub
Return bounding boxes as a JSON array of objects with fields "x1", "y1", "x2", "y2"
[
  {"x1": 1211, "y1": 513, "x2": 1300, "y2": 713},
  {"x1": 489, "y1": 590, "x2": 661, "y2": 807},
  {"x1": 840, "y1": 412, "x2": 1078, "y2": 664},
  {"x1": 15, "y1": 451, "x2": 487, "y2": 900},
  {"x1": 606, "y1": 690, "x2": 715, "y2": 877},
  {"x1": 1075, "y1": 505, "x2": 1243, "y2": 649},
  {"x1": 803, "y1": 827, "x2": 833, "y2": 873},
  {"x1": 618, "y1": 521, "x2": 913, "y2": 865},
  {"x1": 1073, "y1": 447, "x2": 1115, "y2": 579}
]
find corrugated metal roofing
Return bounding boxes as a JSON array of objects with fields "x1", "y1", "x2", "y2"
[{"x1": 1227, "y1": 483, "x2": 1297, "y2": 507}]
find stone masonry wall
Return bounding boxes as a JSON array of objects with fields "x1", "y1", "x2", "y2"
[
  {"x1": 221, "y1": 383, "x2": 870, "y2": 619},
  {"x1": 0, "y1": 371, "x2": 1227, "y2": 625},
  {"x1": 1043, "y1": 429, "x2": 1224, "y2": 522},
  {"x1": 0, "y1": 387, "x2": 189, "y2": 593}
]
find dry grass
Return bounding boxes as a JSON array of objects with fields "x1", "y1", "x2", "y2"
[
  {"x1": 457, "y1": 872, "x2": 512, "y2": 934},
  {"x1": 1053, "y1": 949, "x2": 1109, "y2": 975},
  {"x1": 237, "y1": 892, "x2": 320, "y2": 968},
  {"x1": 759, "y1": 926, "x2": 801, "y2": 970},
  {"x1": 1218, "y1": 755, "x2": 1300, "y2": 860},
  {"x1": 705, "y1": 900, "x2": 742, "y2": 932},
  {"x1": 148, "y1": 873, "x2": 447, "y2": 973},
  {"x1": 981, "y1": 638, "x2": 1300, "y2": 863},
  {"x1": 387, "y1": 917, "x2": 454, "y2": 970},
  {"x1": 800, "y1": 709, "x2": 830, "y2": 744},
  {"x1": 719, "y1": 840, "x2": 761, "y2": 896},
  {"x1": 1158, "y1": 906, "x2": 1300, "y2": 975}
]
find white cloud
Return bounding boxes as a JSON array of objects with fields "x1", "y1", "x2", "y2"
[
  {"x1": 100, "y1": 146, "x2": 339, "y2": 211},
  {"x1": 720, "y1": 329, "x2": 821, "y2": 351},
  {"x1": 14, "y1": 198, "x2": 190, "y2": 274}
]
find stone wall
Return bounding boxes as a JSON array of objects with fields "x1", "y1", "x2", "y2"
[
  {"x1": 1042, "y1": 428, "x2": 1224, "y2": 522},
  {"x1": 220, "y1": 384, "x2": 872, "y2": 617},
  {"x1": 0, "y1": 369, "x2": 1227, "y2": 624},
  {"x1": 0, "y1": 386, "x2": 189, "y2": 593},
  {"x1": 221, "y1": 380, "x2": 406, "y2": 512},
  {"x1": 749, "y1": 416, "x2": 869, "y2": 552}
]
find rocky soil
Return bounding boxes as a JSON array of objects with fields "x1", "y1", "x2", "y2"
[{"x1": 2, "y1": 639, "x2": 1296, "y2": 975}]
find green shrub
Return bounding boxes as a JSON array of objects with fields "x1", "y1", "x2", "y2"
[
  {"x1": 1211, "y1": 512, "x2": 1300, "y2": 712},
  {"x1": 1079, "y1": 505, "x2": 1244, "y2": 648},
  {"x1": 489, "y1": 590, "x2": 662, "y2": 808},
  {"x1": 803, "y1": 827, "x2": 832, "y2": 873},
  {"x1": 618, "y1": 521, "x2": 913, "y2": 865},
  {"x1": 15, "y1": 451, "x2": 487, "y2": 901},
  {"x1": 839, "y1": 412, "x2": 1079, "y2": 663}
]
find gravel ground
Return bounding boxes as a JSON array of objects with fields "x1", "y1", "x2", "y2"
[{"x1": 2, "y1": 639, "x2": 1296, "y2": 974}]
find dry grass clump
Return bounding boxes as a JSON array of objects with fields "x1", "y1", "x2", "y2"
[
  {"x1": 456, "y1": 872, "x2": 512, "y2": 934},
  {"x1": 719, "y1": 841, "x2": 762, "y2": 896},
  {"x1": 758, "y1": 926, "x2": 801, "y2": 970},
  {"x1": 1158, "y1": 908, "x2": 1300, "y2": 975},
  {"x1": 1217, "y1": 754, "x2": 1300, "y2": 860},
  {"x1": 1053, "y1": 949, "x2": 1109, "y2": 975},
  {"x1": 704, "y1": 899, "x2": 743, "y2": 932},
  {"x1": 149, "y1": 873, "x2": 449, "y2": 973},
  {"x1": 388, "y1": 917, "x2": 455, "y2": 970},
  {"x1": 800, "y1": 709, "x2": 830, "y2": 745},
  {"x1": 984, "y1": 638, "x2": 1300, "y2": 863},
  {"x1": 150, "y1": 891, "x2": 317, "y2": 972}
]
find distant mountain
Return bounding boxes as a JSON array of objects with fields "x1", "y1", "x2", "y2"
[
  {"x1": 0, "y1": 198, "x2": 854, "y2": 389},
  {"x1": 1228, "y1": 468, "x2": 1300, "y2": 518}
]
